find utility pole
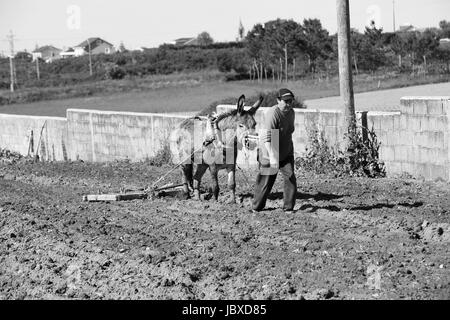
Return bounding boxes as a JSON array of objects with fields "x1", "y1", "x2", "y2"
[
  {"x1": 336, "y1": 0, "x2": 356, "y2": 145},
  {"x1": 392, "y1": 0, "x2": 396, "y2": 32},
  {"x1": 87, "y1": 39, "x2": 93, "y2": 76},
  {"x1": 7, "y1": 30, "x2": 16, "y2": 92}
]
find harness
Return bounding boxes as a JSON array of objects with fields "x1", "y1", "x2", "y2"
[{"x1": 193, "y1": 114, "x2": 224, "y2": 148}]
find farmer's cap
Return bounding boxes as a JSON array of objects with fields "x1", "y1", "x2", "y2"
[{"x1": 277, "y1": 88, "x2": 295, "y2": 101}]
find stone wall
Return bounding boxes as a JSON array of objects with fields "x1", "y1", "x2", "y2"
[
  {"x1": 66, "y1": 109, "x2": 187, "y2": 162},
  {"x1": 1, "y1": 96, "x2": 450, "y2": 181},
  {"x1": 218, "y1": 96, "x2": 450, "y2": 180},
  {"x1": 0, "y1": 114, "x2": 68, "y2": 161}
]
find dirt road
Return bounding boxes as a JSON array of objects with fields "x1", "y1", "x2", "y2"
[
  {"x1": 0, "y1": 160, "x2": 449, "y2": 299},
  {"x1": 305, "y1": 81, "x2": 450, "y2": 112}
]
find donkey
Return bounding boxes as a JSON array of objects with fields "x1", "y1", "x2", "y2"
[{"x1": 169, "y1": 95, "x2": 262, "y2": 202}]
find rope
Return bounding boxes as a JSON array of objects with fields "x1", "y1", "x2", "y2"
[{"x1": 148, "y1": 144, "x2": 205, "y2": 191}]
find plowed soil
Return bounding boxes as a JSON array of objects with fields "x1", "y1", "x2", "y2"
[{"x1": 0, "y1": 160, "x2": 449, "y2": 300}]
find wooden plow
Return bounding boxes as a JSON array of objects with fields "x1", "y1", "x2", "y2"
[{"x1": 82, "y1": 182, "x2": 186, "y2": 202}]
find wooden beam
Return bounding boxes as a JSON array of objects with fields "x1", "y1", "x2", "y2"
[{"x1": 83, "y1": 192, "x2": 148, "y2": 202}]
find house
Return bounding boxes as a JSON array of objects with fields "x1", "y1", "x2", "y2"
[
  {"x1": 132, "y1": 46, "x2": 148, "y2": 52},
  {"x1": 398, "y1": 24, "x2": 427, "y2": 33},
  {"x1": 174, "y1": 37, "x2": 199, "y2": 46},
  {"x1": 32, "y1": 45, "x2": 62, "y2": 62},
  {"x1": 70, "y1": 37, "x2": 116, "y2": 57},
  {"x1": 60, "y1": 47, "x2": 76, "y2": 58}
]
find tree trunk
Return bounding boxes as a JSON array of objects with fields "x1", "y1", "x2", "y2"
[
  {"x1": 284, "y1": 44, "x2": 288, "y2": 82},
  {"x1": 260, "y1": 62, "x2": 263, "y2": 82},
  {"x1": 293, "y1": 58, "x2": 296, "y2": 81},
  {"x1": 254, "y1": 60, "x2": 260, "y2": 81},
  {"x1": 398, "y1": 54, "x2": 402, "y2": 68},
  {"x1": 423, "y1": 55, "x2": 427, "y2": 73},
  {"x1": 279, "y1": 57, "x2": 282, "y2": 82},
  {"x1": 353, "y1": 55, "x2": 358, "y2": 74},
  {"x1": 36, "y1": 58, "x2": 40, "y2": 80},
  {"x1": 336, "y1": 0, "x2": 356, "y2": 148}
]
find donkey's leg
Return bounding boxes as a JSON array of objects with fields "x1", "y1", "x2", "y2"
[
  {"x1": 209, "y1": 165, "x2": 220, "y2": 201},
  {"x1": 181, "y1": 164, "x2": 193, "y2": 197},
  {"x1": 226, "y1": 165, "x2": 236, "y2": 203},
  {"x1": 193, "y1": 163, "x2": 208, "y2": 200}
]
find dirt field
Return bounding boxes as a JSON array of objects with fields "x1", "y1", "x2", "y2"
[{"x1": 0, "y1": 160, "x2": 449, "y2": 300}]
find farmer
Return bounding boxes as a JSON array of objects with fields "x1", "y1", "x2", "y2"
[{"x1": 252, "y1": 88, "x2": 297, "y2": 212}]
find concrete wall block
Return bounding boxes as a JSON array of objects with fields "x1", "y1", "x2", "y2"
[
  {"x1": 401, "y1": 162, "x2": 415, "y2": 175},
  {"x1": 414, "y1": 163, "x2": 428, "y2": 179},
  {"x1": 380, "y1": 115, "x2": 395, "y2": 131},
  {"x1": 413, "y1": 100, "x2": 428, "y2": 115},
  {"x1": 367, "y1": 115, "x2": 382, "y2": 131},
  {"x1": 393, "y1": 115, "x2": 400, "y2": 131},
  {"x1": 420, "y1": 116, "x2": 431, "y2": 132},
  {"x1": 304, "y1": 112, "x2": 320, "y2": 127},
  {"x1": 413, "y1": 132, "x2": 425, "y2": 147},
  {"x1": 385, "y1": 161, "x2": 402, "y2": 176},
  {"x1": 319, "y1": 112, "x2": 339, "y2": 127},
  {"x1": 379, "y1": 145, "x2": 395, "y2": 162},
  {"x1": 428, "y1": 164, "x2": 448, "y2": 181},
  {"x1": 430, "y1": 131, "x2": 445, "y2": 149},
  {"x1": 412, "y1": 116, "x2": 423, "y2": 132},
  {"x1": 435, "y1": 116, "x2": 448, "y2": 132},
  {"x1": 426, "y1": 100, "x2": 444, "y2": 115},
  {"x1": 387, "y1": 130, "x2": 401, "y2": 146},
  {"x1": 395, "y1": 145, "x2": 409, "y2": 162},
  {"x1": 400, "y1": 98, "x2": 413, "y2": 114},
  {"x1": 376, "y1": 131, "x2": 388, "y2": 147},
  {"x1": 399, "y1": 114, "x2": 409, "y2": 131},
  {"x1": 398, "y1": 131, "x2": 413, "y2": 146},
  {"x1": 444, "y1": 99, "x2": 450, "y2": 115}
]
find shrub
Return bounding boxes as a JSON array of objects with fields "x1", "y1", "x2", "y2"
[
  {"x1": 104, "y1": 62, "x2": 126, "y2": 80},
  {"x1": 146, "y1": 143, "x2": 172, "y2": 167},
  {"x1": 295, "y1": 124, "x2": 386, "y2": 178}
]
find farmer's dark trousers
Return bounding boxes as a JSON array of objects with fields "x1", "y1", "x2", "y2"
[{"x1": 252, "y1": 155, "x2": 297, "y2": 211}]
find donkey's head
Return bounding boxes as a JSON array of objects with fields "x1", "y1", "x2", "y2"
[{"x1": 216, "y1": 94, "x2": 263, "y2": 149}]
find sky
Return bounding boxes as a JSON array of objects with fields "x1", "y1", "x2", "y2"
[{"x1": 0, "y1": 0, "x2": 449, "y2": 54}]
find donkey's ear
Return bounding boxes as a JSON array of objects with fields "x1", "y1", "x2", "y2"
[
  {"x1": 248, "y1": 95, "x2": 263, "y2": 115},
  {"x1": 237, "y1": 94, "x2": 245, "y2": 114}
]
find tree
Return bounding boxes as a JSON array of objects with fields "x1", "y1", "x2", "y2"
[
  {"x1": 436, "y1": 44, "x2": 450, "y2": 73},
  {"x1": 245, "y1": 23, "x2": 267, "y2": 81},
  {"x1": 15, "y1": 51, "x2": 32, "y2": 62},
  {"x1": 439, "y1": 20, "x2": 450, "y2": 38},
  {"x1": 413, "y1": 29, "x2": 439, "y2": 71},
  {"x1": 301, "y1": 18, "x2": 332, "y2": 73},
  {"x1": 197, "y1": 32, "x2": 214, "y2": 46},
  {"x1": 389, "y1": 33, "x2": 407, "y2": 68},
  {"x1": 118, "y1": 41, "x2": 127, "y2": 53},
  {"x1": 358, "y1": 20, "x2": 386, "y2": 72},
  {"x1": 263, "y1": 19, "x2": 304, "y2": 80},
  {"x1": 237, "y1": 20, "x2": 245, "y2": 42}
]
